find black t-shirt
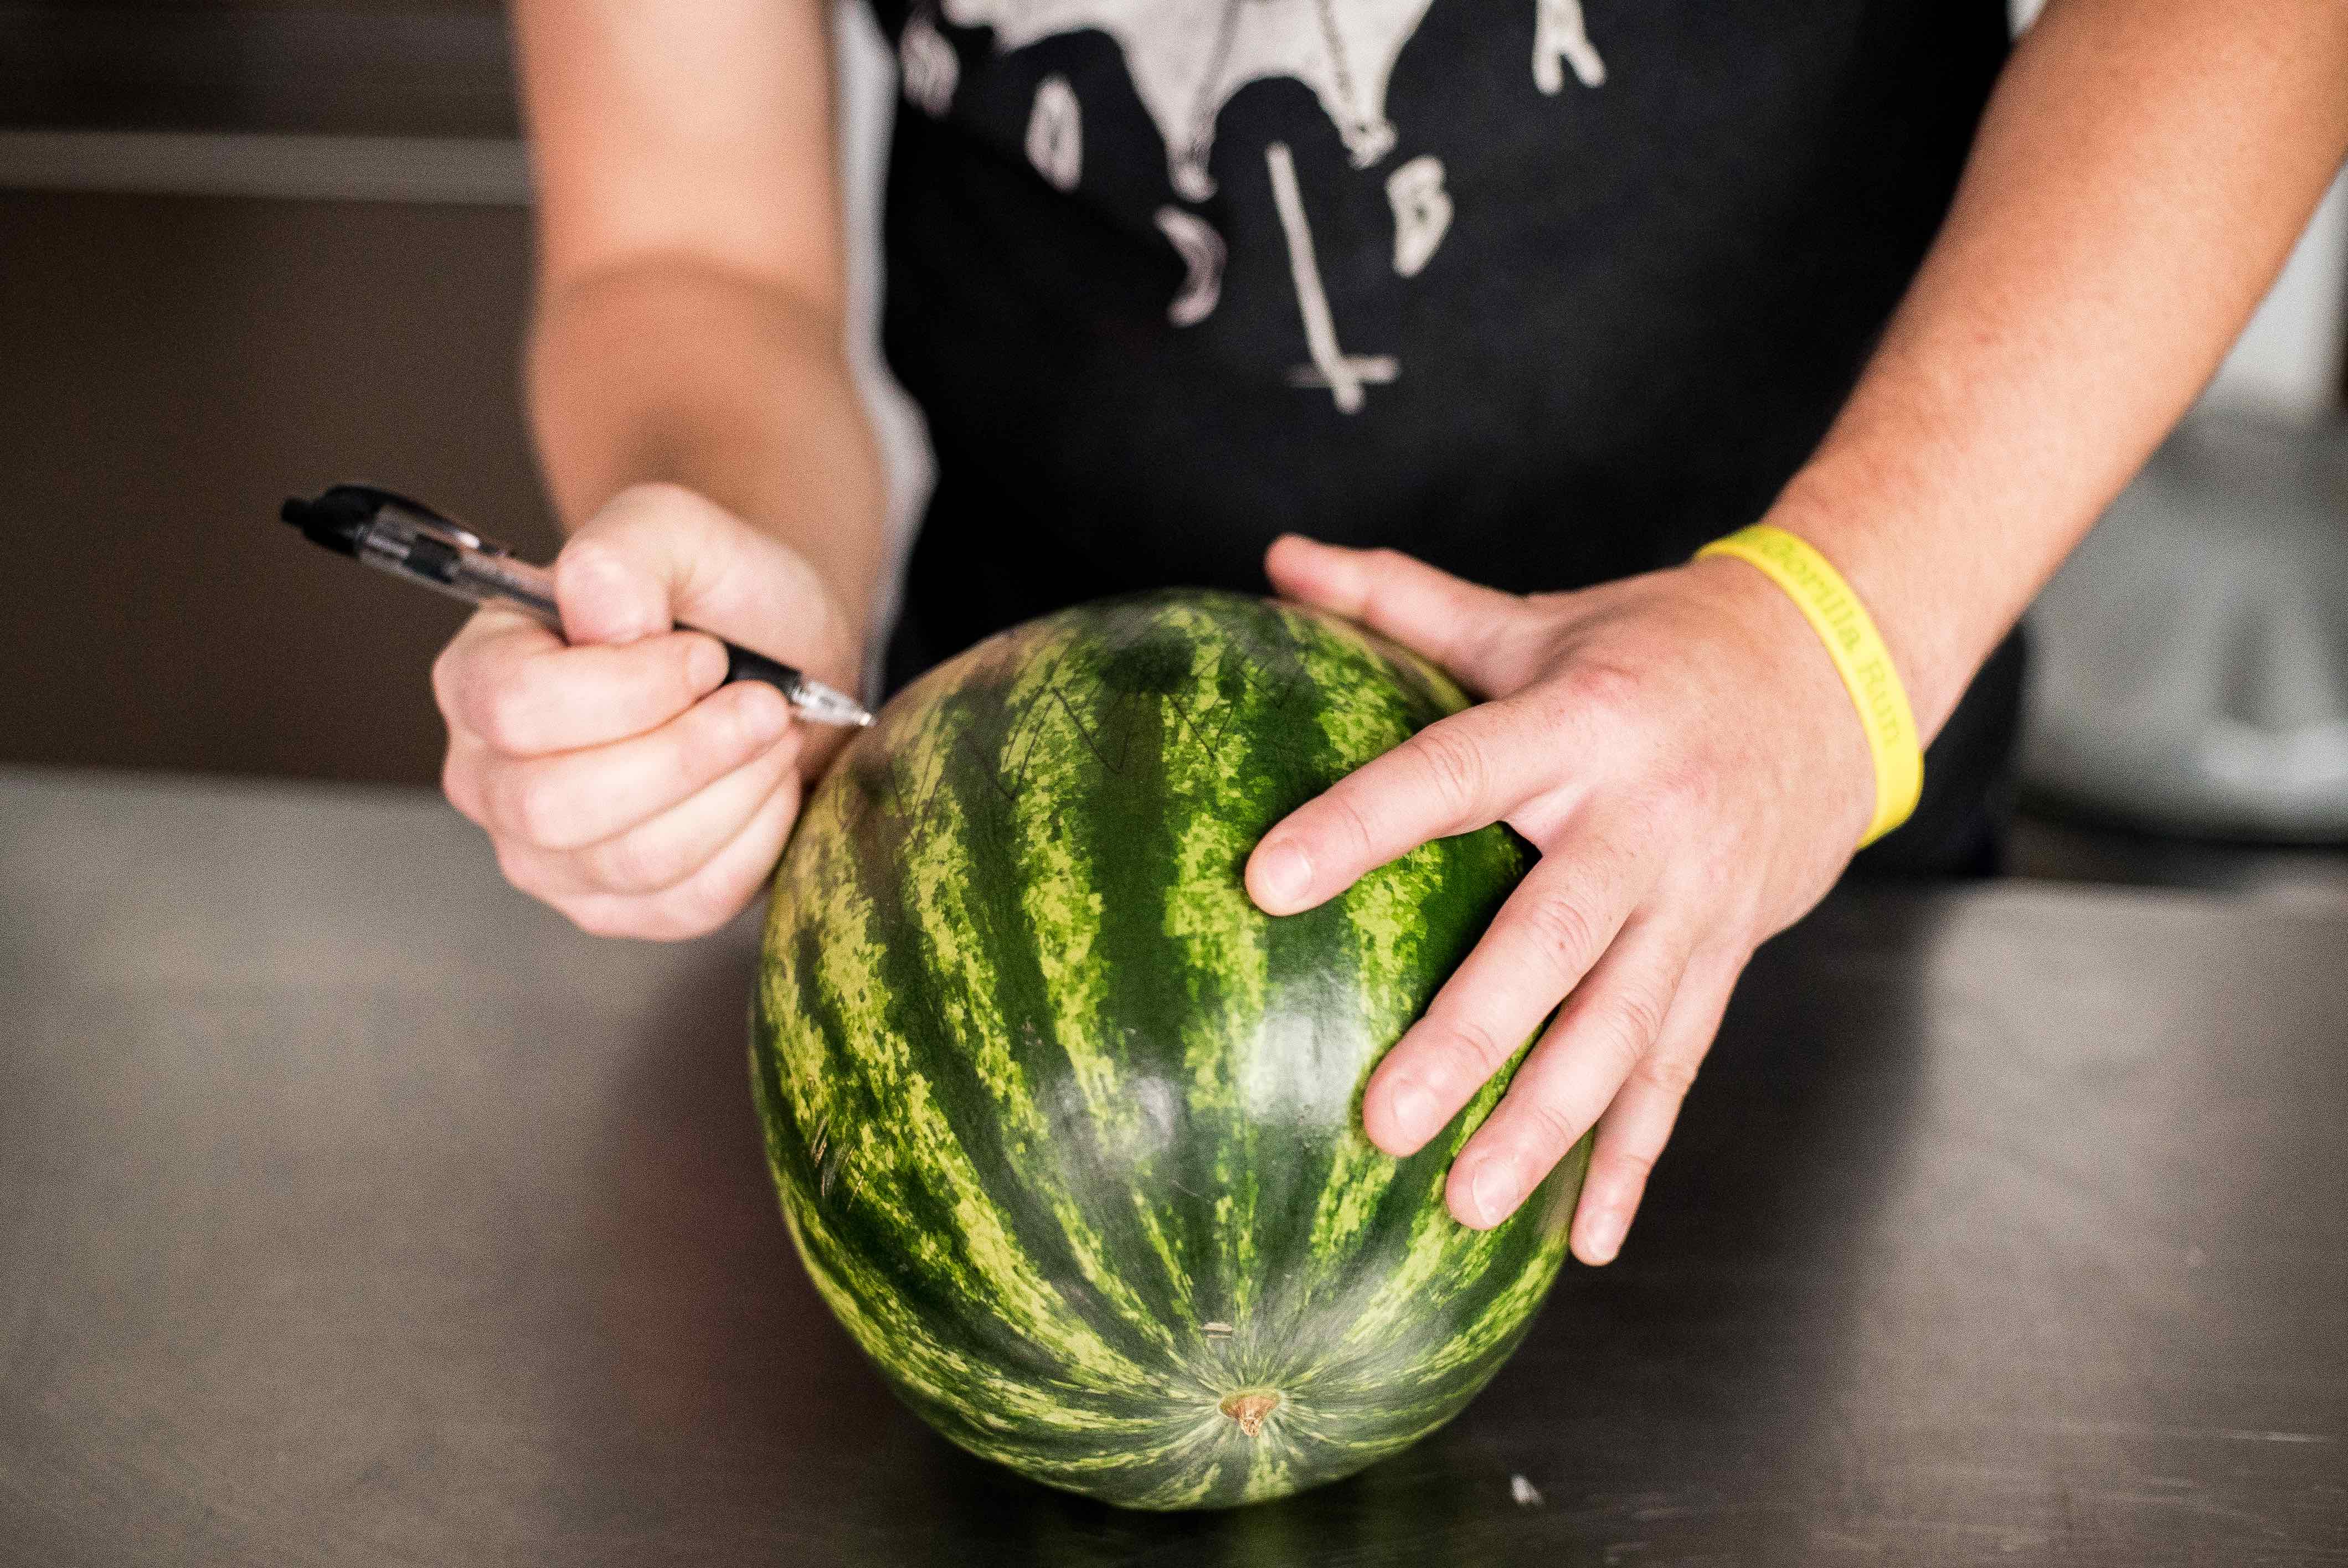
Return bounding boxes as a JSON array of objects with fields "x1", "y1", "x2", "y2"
[{"x1": 870, "y1": 0, "x2": 2024, "y2": 873}]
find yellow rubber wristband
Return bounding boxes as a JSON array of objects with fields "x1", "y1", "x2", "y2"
[{"x1": 1695, "y1": 524, "x2": 1923, "y2": 848}]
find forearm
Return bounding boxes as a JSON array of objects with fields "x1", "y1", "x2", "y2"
[
  {"x1": 1762, "y1": 0, "x2": 2348, "y2": 737},
  {"x1": 526, "y1": 256, "x2": 892, "y2": 641}
]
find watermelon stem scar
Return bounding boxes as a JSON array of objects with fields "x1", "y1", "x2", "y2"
[{"x1": 1218, "y1": 1390, "x2": 1281, "y2": 1438}]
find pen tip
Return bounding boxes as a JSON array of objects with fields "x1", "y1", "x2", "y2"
[{"x1": 791, "y1": 678, "x2": 877, "y2": 730}]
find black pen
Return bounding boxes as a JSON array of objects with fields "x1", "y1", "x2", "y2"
[{"x1": 281, "y1": 483, "x2": 874, "y2": 729}]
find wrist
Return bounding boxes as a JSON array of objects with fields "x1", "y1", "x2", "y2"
[
  {"x1": 531, "y1": 274, "x2": 893, "y2": 643},
  {"x1": 1679, "y1": 551, "x2": 1880, "y2": 853},
  {"x1": 1757, "y1": 467, "x2": 2008, "y2": 746}
]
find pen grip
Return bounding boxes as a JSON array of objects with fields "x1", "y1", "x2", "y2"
[{"x1": 715, "y1": 638, "x2": 805, "y2": 701}]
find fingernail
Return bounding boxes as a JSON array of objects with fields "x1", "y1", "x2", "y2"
[
  {"x1": 1258, "y1": 845, "x2": 1315, "y2": 906},
  {"x1": 1387, "y1": 1079, "x2": 1440, "y2": 1147},
  {"x1": 1580, "y1": 1208, "x2": 1624, "y2": 1264},
  {"x1": 688, "y1": 636, "x2": 729, "y2": 690},
  {"x1": 1253, "y1": 839, "x2": 1312, "y2": 909},
  {"x1": 1468, "y1": 1160, "x2": 1518, "y2": 1227},
  {"x1": 740, "y1": 687, "x2": 791, "y2": 745},
  {"x1": 568, "y1": 543, "x2": 657, "y2": 640}
]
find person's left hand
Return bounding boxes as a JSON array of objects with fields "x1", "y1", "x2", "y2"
[{"x1": 1247, "y1": 534, "x2": 1884, "y2": 1263}]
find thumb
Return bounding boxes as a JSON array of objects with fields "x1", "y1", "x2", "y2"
[
  {"x1": 553, "y1": 488, "x2": 693, "y2": 646},
  {"x1": 554, "y1": 482, "x2": 863, "y2": 693},
  {"x1": 1266, "y1": 535, "x2": 1523, "y2": 693}
]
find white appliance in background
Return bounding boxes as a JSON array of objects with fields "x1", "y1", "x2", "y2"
[
  {"x1": 2207, "y1": 174, "x2": 2348, "y2": 425},
  {"x1": 2023, "y1": 416, "x2": 2348, "y2": 842}
]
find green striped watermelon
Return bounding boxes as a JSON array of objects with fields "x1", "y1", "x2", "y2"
[{"x1": 751, "y1": 589, "x2": 1584, "y2": 1510}]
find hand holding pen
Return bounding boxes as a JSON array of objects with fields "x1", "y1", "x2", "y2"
[
  {"x1": 287, "y1": 482, "x2": 873, "y2": 940},
  {"x1": 284, "y1": 483, "x2": 872, "y2": 728}
]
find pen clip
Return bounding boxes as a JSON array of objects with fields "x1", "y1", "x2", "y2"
[{"x1": 328, "y1": 484, "x2": 512, "y2": 558}]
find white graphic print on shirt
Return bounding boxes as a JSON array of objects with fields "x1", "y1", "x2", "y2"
[
  {"x1": 914, "y1": 0, "x2": 1605, "y2": 410},
  {"x1": 1384, "y1": 153, "x2": 1450, "y2": 278},
  {"x1": 1152, "y1": 207, "x2": 1227, "y2": 326},
  {"x1": 901, "y1": 13, "x2": 961, "y2": 115},
  {"x1": 1025, "y1": 74, "x2": 1084, "y2": 189}
]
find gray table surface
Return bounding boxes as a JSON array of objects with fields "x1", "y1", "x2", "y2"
[{"x1": 2, "y1": 768, "x2": 2342, "y2": 1566}]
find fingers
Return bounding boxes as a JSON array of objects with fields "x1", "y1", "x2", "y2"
[
  {"x1": 1247, "y1": 697, "x2": 1580, "y2": 915},
  {"x1": 450, "y1": 679, "x2": 794, "y2": 851},
  {"x1": 1266, "y1": 535, "x2": 1524, "y2": 688},
  {"x1": 1361, "y1": 829, "x2": 1652, "y2": 1157},
  {"x1": 558, "y1": 483, "x2": 861, "y2": 683},
  {"x1": 554, "y1": 523, "x2": 673, "y2": 645},
  {"x1": 1567, "y1": 950, "x2": 1743, "y2": 1265},
  {"x1": 434, "y1": 612, "x2": 730, "y2": 758},
  {"x1": 450, "y1": 663, "x2": 806, "y2": 942},
  {"x1": 543, "y1": 769, "x2": 804, "y2": 942},
  {"x1": 1443, "y1": 915, "x2": 1696, "y2": 1230},
  {"x1": 435, "y1": 483, "x2": 860, "y2": 765},
  {"x1": 429, "y1": 483, "x2": 870, "y2": 943},
  {"x1": 489, "y1": 724, "x2": 805, "y2": 899}
]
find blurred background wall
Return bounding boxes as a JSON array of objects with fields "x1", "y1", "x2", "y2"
[
  {"x1": 3, "y1": 1, "x2": 2344, "y2": 886},
  {"x1": 1, "y1": 1, "x2": 539, "y2": 786},
  {"x1": 0, "y1": 0, "x2": 929, "y2": 787}
]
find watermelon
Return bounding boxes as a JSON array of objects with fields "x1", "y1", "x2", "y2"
[{"x1": 750, "y1": 589, "x2": 1585, "y2": 1510}]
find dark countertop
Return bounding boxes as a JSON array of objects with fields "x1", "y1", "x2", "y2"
[{"x1": 2, "y1": 768, "x2": 2342, "y2": 1565}]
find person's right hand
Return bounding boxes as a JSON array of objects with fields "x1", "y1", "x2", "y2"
[{"x1": 432, "y1": 483, "x2": 865, "y2": 941}]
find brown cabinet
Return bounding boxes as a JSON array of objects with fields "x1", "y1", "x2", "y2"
[{"x1": 1, "y1": 3, "x2": 548, "y2": 786}]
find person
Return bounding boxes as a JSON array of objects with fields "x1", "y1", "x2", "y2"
[{"x1": 431, "y1": 0, "x2": 2348, "y2": 1261}]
